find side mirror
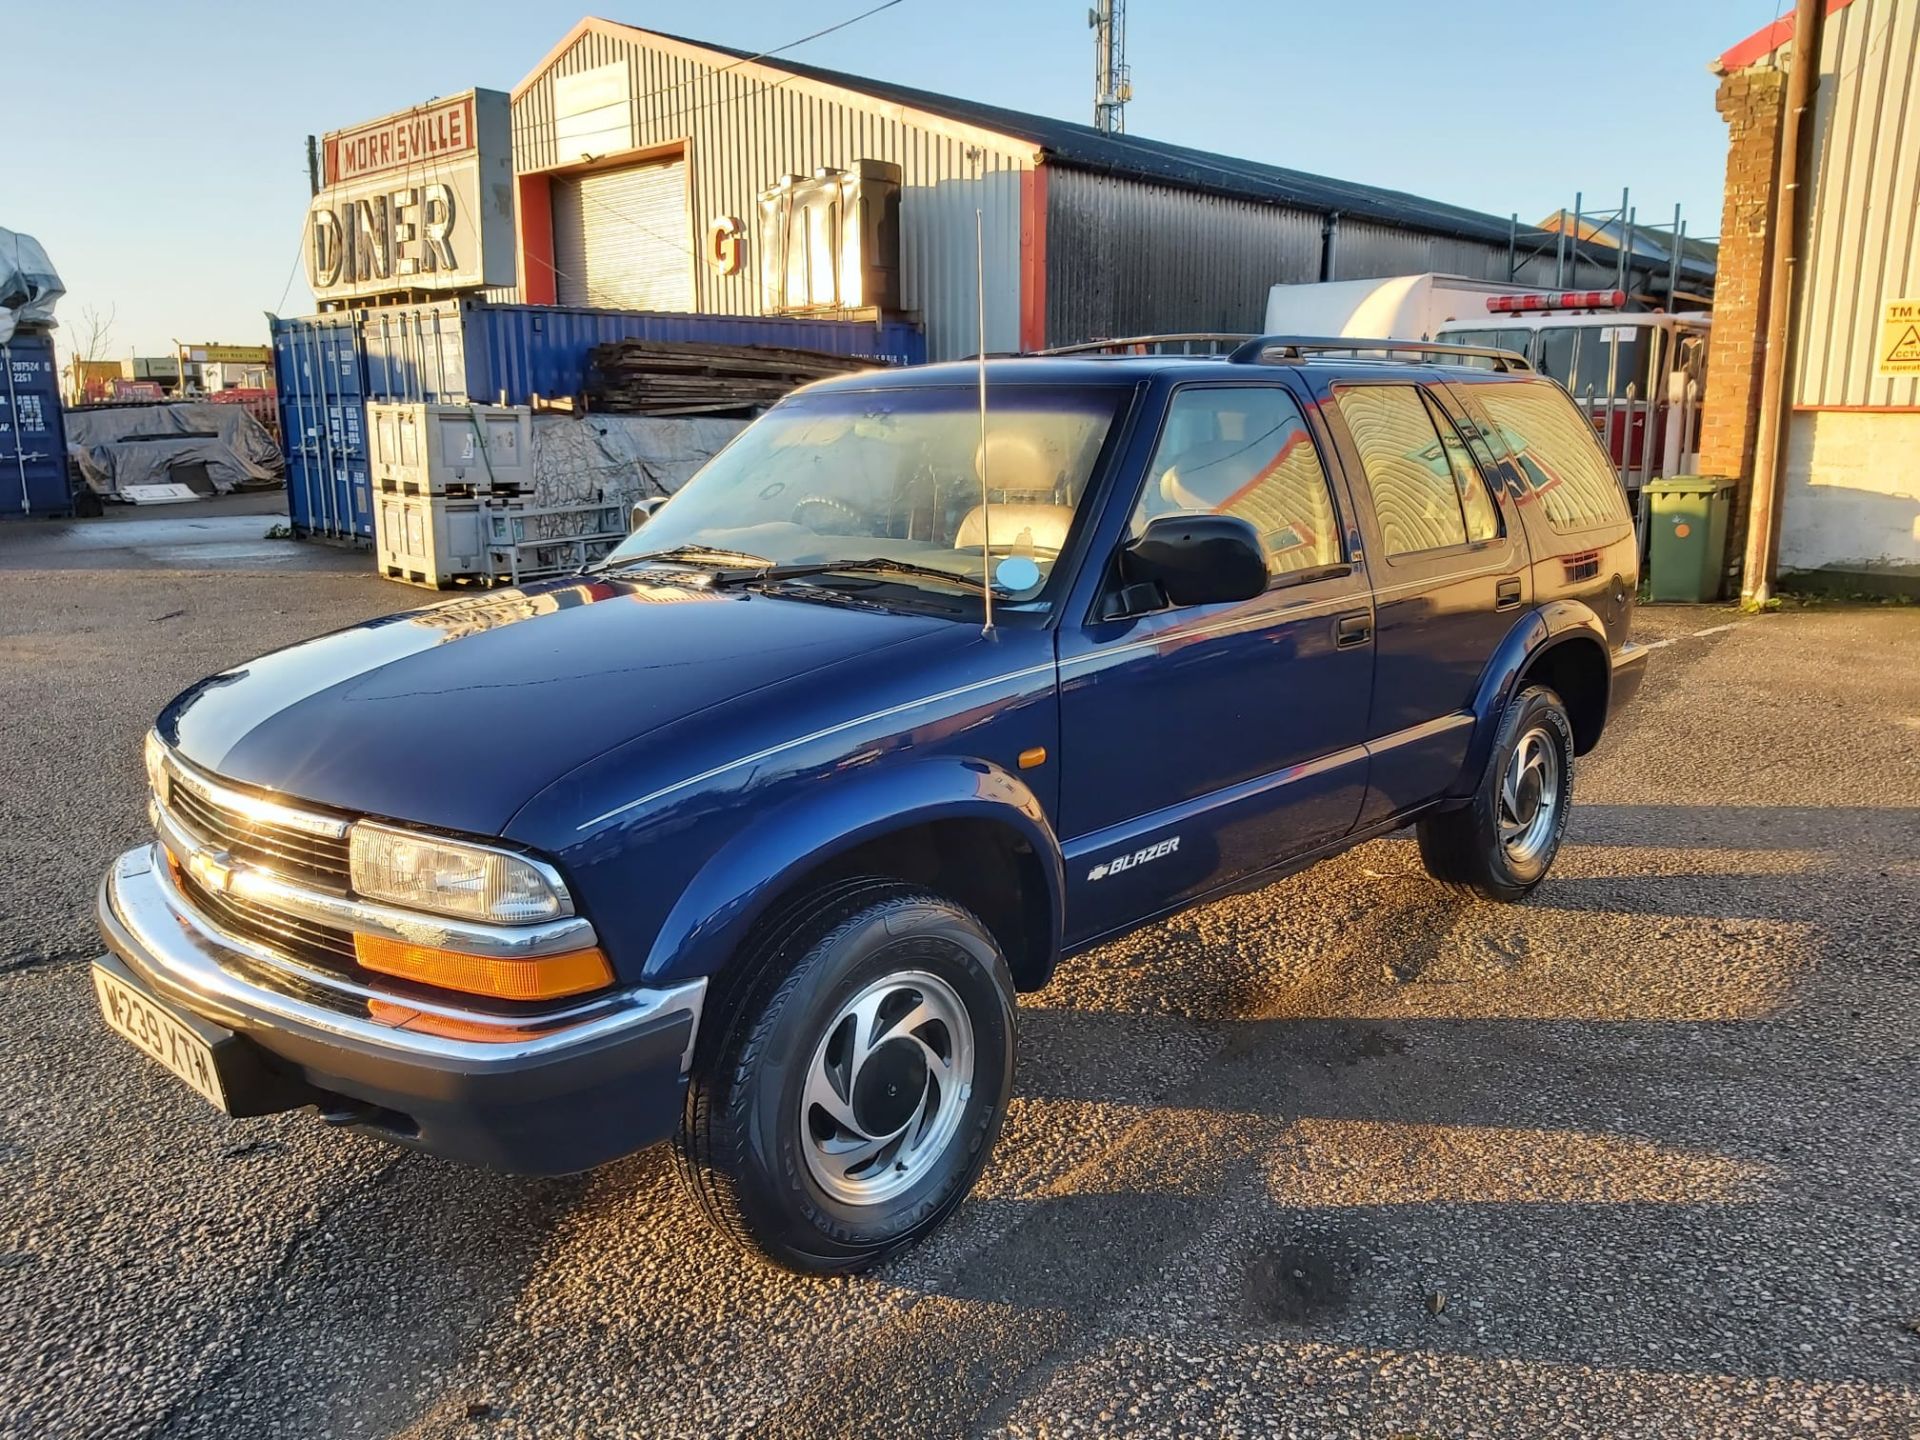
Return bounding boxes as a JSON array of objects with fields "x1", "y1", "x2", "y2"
[
  {"x1": 629, "y1": 495, "x2": 669, "y2": 532},
  {"x1": 1121, "y1": 514, "x2": 1269, "y2": 609}
]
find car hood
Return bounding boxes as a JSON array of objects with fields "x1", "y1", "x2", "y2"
[{"x1": 158, "y1": 574, "x2": 952, "y2": 835}]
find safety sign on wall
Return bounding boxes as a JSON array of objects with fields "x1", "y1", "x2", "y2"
[{"x1": 1879, "y1": 298, "x2": 1920, "y2": 377}]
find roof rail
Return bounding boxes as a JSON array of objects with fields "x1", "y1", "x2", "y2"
[
  {"x1": 1036, "y1": 333, "x2": 1257, "y2": 358},
  {"x1": 1227, "y1": 336, "x2": 1534, "y2": 374}
]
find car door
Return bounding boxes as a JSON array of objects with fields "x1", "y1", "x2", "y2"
[
  {"x1": 1056, "y1": 379, "x2": 1375, "y2": 946},
  {"x1": 1319, "y1": 379, "x2": 1530, "y2": 826}
]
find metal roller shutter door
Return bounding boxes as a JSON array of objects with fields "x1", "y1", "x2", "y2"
[{"x1": 552, "y1": 159, "x2": 694, "y2": 312}]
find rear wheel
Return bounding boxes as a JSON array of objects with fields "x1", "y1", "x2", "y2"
[
  {"x1": 1417, "y1": 684, "x2": 1574, "y2": 902},
  {"x1": 674, "y1": 881, "x2": 1015, "y2": 1273}
]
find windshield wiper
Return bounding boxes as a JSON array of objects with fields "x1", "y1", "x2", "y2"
[
  {"x1": 716, "y1": 558, "x2": 1012, "y2": 597},
  {"x1": 591, "y1": 544, "x2": 775, "y2": 575}
]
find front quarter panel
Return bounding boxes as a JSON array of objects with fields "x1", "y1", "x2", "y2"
[
  {"x1": 637, "y1": 758, "x2": 1063, "y2": 987},
  {"x1": 504, "y1": 626, "x2": 1062, "y2": 986}
]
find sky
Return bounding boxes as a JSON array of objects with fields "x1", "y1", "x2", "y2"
[{"x1": 7, "y1": 0, "x2": 1779, "y2": 361}]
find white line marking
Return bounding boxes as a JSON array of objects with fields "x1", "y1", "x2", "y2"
[
  {"x1": 1643, "y1": 638, "x2": 1675, "y2": 650},
  {"x1": 1690, "y1": 622, "x2": 1743, "y2": 638}
]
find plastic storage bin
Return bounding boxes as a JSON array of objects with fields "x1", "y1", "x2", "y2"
[{"x1": 1646, "y1": 476, "x2": 1733, "y2": 603}]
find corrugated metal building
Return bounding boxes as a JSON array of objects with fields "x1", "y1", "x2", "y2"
[
  {"x1": 1706, "y1": 0, "x2": 1919, "y2": 592},
  {"x1": 507, "y1": 20, "x2": 1689, "y2": 361}
]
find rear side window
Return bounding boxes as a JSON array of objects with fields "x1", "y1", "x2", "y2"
[
  {"x1": 1472, "y1": 381, "x2": 1628, "y2": 532},
  {"x1": 1333, "y1": 384, "x2": 1501, "y2": 559},
  {"x1": 1425, "y1": 392, "x2": 1502, "y2": 543},
  {"x1": 1133, "y1": 386, "x2": 1343, "y2": 578}
]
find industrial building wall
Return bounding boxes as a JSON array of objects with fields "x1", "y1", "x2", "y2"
[
  {"x1": 1045, "y1": 168, "x2": 1327, "y2": 343},
  {"x1": 1331, "y1": 219, "x2": 1506, "y2": 285},
  {"x1": 1335, "y1": 217, "x2": 1671, "y2": 294},
  {"x1": 1041, "y1": 168, "x2": 1649, "y2": 347},
  {"x1": 1778, "y1": 0, "x2": 1920, "y2": 587},
  {"x1": 1790, "y1": 0, "x2": 1919, "y2": 410},
  {"x1": 512, "y1": 25, "x2": 1029, "y2": 358}
]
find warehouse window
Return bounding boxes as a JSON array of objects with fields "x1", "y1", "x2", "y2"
[
  {"x1": 1132, "y1": 386, "x2": 1342, "y2": 578},
  {"x1": 1473, "y1": 381, "x2": 1627, "y2": 533}
]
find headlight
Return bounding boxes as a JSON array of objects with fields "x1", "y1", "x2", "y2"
[
  {"x1": 143, "y1": 731, "x2": 169, "y2": 806},
  {"x1": 348, "y1": 823, "x2": 571, "y2": 924},
  {"x1": 143, "y1": 733, "x2": 173, "y2": 814}
]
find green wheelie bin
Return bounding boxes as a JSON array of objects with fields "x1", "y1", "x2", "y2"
[{"x1": 1646, "y1": 476, "x2": 1734, "y2": 603}]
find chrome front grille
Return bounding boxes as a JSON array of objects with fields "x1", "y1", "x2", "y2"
[
  {"x1": 153, "y1": 752, "x2": 359, "y2": 974},
  {"x1": 163, "y1": 774, "x2": 353, "y2": 892},
  {"x1": 174, "y1": 865, "x2": 361, "y2": 970}
]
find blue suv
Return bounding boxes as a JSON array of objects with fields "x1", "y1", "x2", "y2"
[{"x1": 94, "y1": 338, "x2": 1647, "y2": 1272}]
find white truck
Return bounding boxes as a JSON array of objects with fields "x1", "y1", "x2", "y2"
[{"x1": 1262, "y1": 273, "x2": 1529, "y2": 341}]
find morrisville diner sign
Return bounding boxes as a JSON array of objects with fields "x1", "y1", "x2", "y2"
[{"x1": 303, "y1": 89, "x2": 515, "y2": 302}]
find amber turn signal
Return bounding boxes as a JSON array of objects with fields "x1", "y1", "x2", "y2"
[
  {"x1": 352, "y1": 933, "x2": 614, "y2": 1002},
  {"x1": 366, "y1": 999, "x2": 556, "y2": 1043}
]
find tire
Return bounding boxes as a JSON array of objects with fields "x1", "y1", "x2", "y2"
[
  {"x1": 1417, "y1": 684, "x2": 1575, "y2": 902},
  {"x1": 674, "y1": 879, "x2": 1016, "y2": 1274}
]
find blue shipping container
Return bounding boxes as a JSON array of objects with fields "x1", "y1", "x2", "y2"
[
  {"x1": 273, "y1": 300, "x2": 925, "y2": 541},
  {"x1": 0, "y1": 329, "x2": 73, "y2": 519}
]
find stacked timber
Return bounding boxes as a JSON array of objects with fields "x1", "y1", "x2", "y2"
[{"x1": 587, "y1": 340, "x2": 873, "y2": 416}]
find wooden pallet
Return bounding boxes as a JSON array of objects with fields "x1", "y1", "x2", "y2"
[{"x1": 586, "y1": 339, "x2": 875, "y2": 416}]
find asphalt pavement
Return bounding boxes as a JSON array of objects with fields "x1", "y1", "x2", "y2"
[{"x1": 2, "y1": 509, "x2": 1917, "y2": 1438}]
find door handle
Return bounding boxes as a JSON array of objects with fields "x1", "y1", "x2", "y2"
[
  {"x1": 1495, "y1": 577, "x2": 1523, "y2": 610},
  {"x1": 1334, "y1": 612, "x2": 1372, "y2": 649}
]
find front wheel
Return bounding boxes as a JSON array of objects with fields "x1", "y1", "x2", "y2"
[
  {"x1": 674, "y1": 881, "x2": 1016, "y2": 1273},
  {"x1": 1417, "y1": 684, "x2": 1575, "y2": 902}
]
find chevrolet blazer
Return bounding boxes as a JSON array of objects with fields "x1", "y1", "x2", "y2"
[{"x1": 95, "y1": 338, "x2": 1647, "y2": 1272}]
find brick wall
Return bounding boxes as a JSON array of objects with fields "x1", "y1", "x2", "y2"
[{"x1": 1698, "y1": 66, "x2": 1785, "y2": 504}]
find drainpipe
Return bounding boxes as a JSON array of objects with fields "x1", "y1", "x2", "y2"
[
  {"x1": 1742, "y1": 0, "x2": 1825, "y2": 605},
  {"x1": 1319, "y1": 212, "x2": 1341, "y2": 283}
]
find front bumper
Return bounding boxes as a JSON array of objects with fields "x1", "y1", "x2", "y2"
[{"x1": 96, "y1": 845, "x2": 704, "y2": 1174}]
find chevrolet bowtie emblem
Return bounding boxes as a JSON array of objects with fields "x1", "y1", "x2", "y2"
[{"x1": 186, "y1": 848, "x2": 237, "y2": 895}]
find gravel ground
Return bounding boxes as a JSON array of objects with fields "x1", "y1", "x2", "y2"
[{"x1": 2, "y1": 510, "x2": 1917, "y2": 1439}]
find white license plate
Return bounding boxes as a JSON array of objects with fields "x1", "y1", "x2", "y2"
[{"x1": 93, "y1": 964, "x2": 229, "y2": 1112}]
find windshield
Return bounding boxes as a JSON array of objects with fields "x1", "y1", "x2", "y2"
[
  {"x1": 1532, "y1": 324, "x2": 1656, "y2": 402},
  {"x1": 1438, "y1": 327, "x2": 1532, "y2": 361},
  {"x1": 604, "y1": 384, "x2": 1128, "y2": 608}
]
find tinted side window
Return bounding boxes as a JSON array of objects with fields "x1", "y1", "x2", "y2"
[
  {"x1": 1473, "y1": 381, "x2": 1628, "y2": 532},
  {"x1": 1133, "y1": 386, "x2": 1342, "y2": 577},
  {"x1": 1334, "y1": 384, "x2": 1478, "y2": 558},
  {"x1": 1423, "y1": 392, "x2": 1502, "y2": 543}
]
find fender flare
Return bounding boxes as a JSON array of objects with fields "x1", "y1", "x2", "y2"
[
  {"x1": 639, "y1": 758, "x2": 1065, "y2": 987},
  {"x1": 1451, "y1": 601, "x2": 1611, "y2": 798}
]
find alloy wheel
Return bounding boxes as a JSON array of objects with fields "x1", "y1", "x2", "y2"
[
  {"x1": 1498, "y1": 725, "x2": 1562, "y2": 866},
  {"x1": 799, "y1": 969, "x2": 975, "y2": 1205}
]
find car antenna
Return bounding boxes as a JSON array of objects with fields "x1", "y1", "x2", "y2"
[{"x1": 975, "y1": 205, "x2": 995, "y2": 637}]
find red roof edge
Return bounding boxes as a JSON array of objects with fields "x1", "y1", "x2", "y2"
[{"x1": 1717, "y1": 0, "x2": 1860, "y2": 72}]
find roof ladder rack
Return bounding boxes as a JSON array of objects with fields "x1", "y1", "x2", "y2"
[{"x1": 1035, "y1": 333, "x2": 1257, "y2": 357}]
